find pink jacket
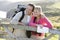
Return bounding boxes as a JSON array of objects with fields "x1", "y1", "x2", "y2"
[
  {"x1": 29, "y1": 16, "x2": 53, "y2": 29},
  {"x1": 29, "y1": 16, "x2": 53, "y2": 36}
]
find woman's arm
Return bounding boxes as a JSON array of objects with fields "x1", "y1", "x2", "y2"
[{"x1": 44, "y1": 16, "x2": 53, "y2": 29}]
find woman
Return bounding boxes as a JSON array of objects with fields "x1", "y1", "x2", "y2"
[{"x1": 29, "y1": 6, "x2": 53, "y2": 39}]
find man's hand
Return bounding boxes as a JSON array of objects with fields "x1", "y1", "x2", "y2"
[{"x1": 18, "y1": 22, "x2": 25, "y2": 26}]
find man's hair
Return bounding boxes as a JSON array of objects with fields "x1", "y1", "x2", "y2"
[{"x1": 28, "y1": 4, "x2": 35, "y2": 12}]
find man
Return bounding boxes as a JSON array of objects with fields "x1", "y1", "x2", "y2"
[{"x1": 10, "y1": 4, "x2": 35, "y2": 38}]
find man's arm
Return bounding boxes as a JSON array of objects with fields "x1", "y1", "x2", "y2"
[{"x1": 10, "y1": 12, "x2": 22, "y2": 24}]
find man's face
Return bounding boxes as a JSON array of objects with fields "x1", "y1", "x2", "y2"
[{"x1": 26, "y1": 5, "x2": 33, "y2": 15}]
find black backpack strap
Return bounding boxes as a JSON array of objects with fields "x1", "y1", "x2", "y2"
[
  {"x1": 18, "y1": 11, "x2": 25, "y2": 22},
  {"x1": 12, "y1": 8, "x2": 25, "y2": 33},
  {"x1": 12, "y1": 8, "x2": 25, "y2": 18},
  {"x1": 18, "y1": 11, "x2": 32, "y2": 38},
  {"x1": 12, "y1": 11, "x2": 25, "y2": 33}
]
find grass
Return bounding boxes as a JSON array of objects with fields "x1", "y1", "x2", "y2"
[
  {"x1": 49, "y1": 35, "x2": 59, "y2": 40},
  {"x1": 48, "y1": 16, "x2": 60, "y2": 28},
  {"x1": 0, "y1": 38, "x2": 6, "y2": 40},
  {"x1": 49, "y1": 2, "x2": 60, "y2": 9}
]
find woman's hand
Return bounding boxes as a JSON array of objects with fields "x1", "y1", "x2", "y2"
[{"x1": 36, "y1": 24, "x2": 43, "y2": 28}]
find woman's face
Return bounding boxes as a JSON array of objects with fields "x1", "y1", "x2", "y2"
[{"x1": 33, "y1": 9, "x2": 41, "y2": 17}]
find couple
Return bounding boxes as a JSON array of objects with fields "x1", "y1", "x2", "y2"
[{"x1": 10, "y1": 4, "x2": 53, "y2": 39}]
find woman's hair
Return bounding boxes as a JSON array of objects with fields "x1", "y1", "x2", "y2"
[
  {"x1": 35, "y1": 6, "x2": 45, "y2": 16},
  {"x1": 33, "y1": 6, "x2": 45, "y2": 23},
  {"x1": 33, "y1": 17, "x2": 37, "y2": 23}
]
